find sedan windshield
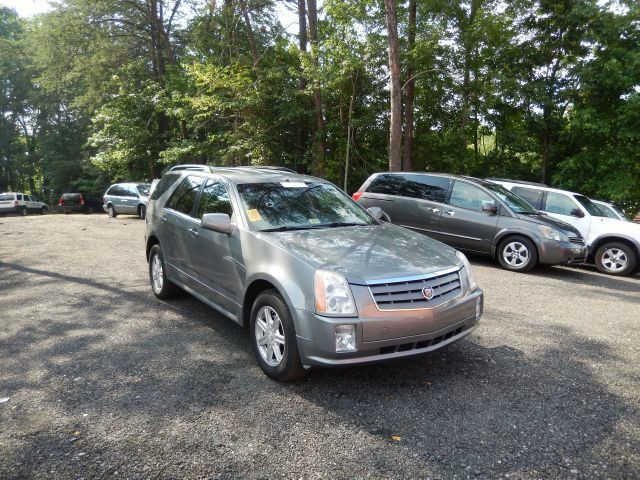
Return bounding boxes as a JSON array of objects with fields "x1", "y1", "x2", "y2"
[
  {"x1": 236, "y1": 182, "x2": 374, "y2": 231},
  {"x1": 574, "y1": 195, "x2": 606, "y2": 216},
  {"x1": 483, "y1": 182, "x2": 538, "y2": 214}
]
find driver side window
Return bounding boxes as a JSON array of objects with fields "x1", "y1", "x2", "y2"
[
  {"x1": 448, "y1": 181, "x2": 494, "y2": 211},
  {"x1": 544, "y1": 192, "x2": 578, "y2": 216},
  {"x1": 196, "y1": 180, "x2": 234, "y2": 219}
]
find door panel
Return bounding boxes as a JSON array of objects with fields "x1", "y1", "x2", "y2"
[
  {"x1": 392, "y1": 197, "x2": 443, "y2": 240},
  {"x1": 439, "y1": 181, "x2": 498, "y2": 252},
  {"x1": 542, "y1": 191, "x2": 591, "y2": 239}
]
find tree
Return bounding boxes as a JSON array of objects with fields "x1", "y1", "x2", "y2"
[{"x1": 384, "y1": 0, "x2": 402, "y2": 172}]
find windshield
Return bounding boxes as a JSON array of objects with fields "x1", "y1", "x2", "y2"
[
  {"x1": 0, "y1": 194, "x2": 14, "y2": 201},
  {"x1": 574, "y1": 195, "x2": 606, "y2": 216},
  {"x1": 137, "y1": 184, "x2": 151, "y2": 196},
  {"x1": 482, "y1": 182, "x2": 538, "y2": 214},
  {"x1": 236, "y1": 182, "x2": 374, "y2": 231}
]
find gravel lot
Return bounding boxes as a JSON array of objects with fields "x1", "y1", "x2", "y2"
[{"x1": 1, "y1": 213, "x2": 639, "y2": 479}]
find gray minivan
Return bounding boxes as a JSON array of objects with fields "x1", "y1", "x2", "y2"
[
  {"x1": 354, "y1": 173, "x2": 587, "y2": 272},
  {"x1": 103, "y1": 183, "x2": 151, "y2": 219}
]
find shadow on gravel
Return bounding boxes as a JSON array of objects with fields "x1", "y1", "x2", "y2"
[{"x1": 1, "y1": 260, "x2": 637, "y2": 478}]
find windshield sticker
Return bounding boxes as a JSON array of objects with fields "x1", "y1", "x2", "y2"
[
  {"x1": 280, "y1": 182, "x2": 307, "y2": 188},
  {"x1": 309, "y1": 218, "x2": 320, "y2": 224},
  {"x1": 246, "y1": 209, "x2": 262, "y2": 222}
]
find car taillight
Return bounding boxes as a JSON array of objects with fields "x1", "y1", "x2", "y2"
[
  {"x1": 352, "y1": 191, "x2": 363, "y2": 201},
  {"x1": 58, "y1": 196, "x2": 64, "y2": 206},
  {"x1": 14, "y1": 200, "x2": 18, "y2": 207},
  {"x1": 80, "y1": 194, "x2": 85, "y2": 205}
]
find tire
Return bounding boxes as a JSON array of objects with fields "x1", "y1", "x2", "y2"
[
  {"x1": 41, "y1": 206, "x2": 47, "y2": 215},
  {"x1": 250, "y1": 289, "x2": 306, "y2": 382},
  {"x1": 107, "y1": 205, "x2": 117, "y2": 218},
  {"x1": 148, "y1": 244, "x2": 181, "y2": 299},
  {"x1": 594, "y1": 242, "x2": 636, "y2": 276},
  {"x1": 138, "y1": 205, "x2": 146, "y2": 220},
  {"x1": 20, "y1": 207, "x2": 27, "y2": 216},
  {"x1": 86, "y1": 206, "x2": 94, "y2": 214},
  {"x1": 497, "y1": 235, "x2": 538, "y2": 272}
]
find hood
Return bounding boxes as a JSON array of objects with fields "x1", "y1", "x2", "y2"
[
  {"x1": 258, "y1": 223, "x2": 461, "y2": 285},
  {"x1": 515, "y1": 213, "x2": 582, "y2": 236},
  {"x1": 592, "y1": 216, "x2": 640, "y2": 238}
]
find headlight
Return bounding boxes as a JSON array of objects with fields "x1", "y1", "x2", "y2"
[
  {"x1": 314, "y1": 270, "x2": 357, "y2": 316},
  {"x1": 537, "y1": 225, "x2": 569, "y2": 242},
  {"x1": 456, "y1": 251, "x2": 478, "y2": 292}
]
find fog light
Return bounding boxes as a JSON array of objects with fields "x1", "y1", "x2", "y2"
[
  {"x1": 335, "y1": 325, "x2": 357, "y2": 353},
  {"x1": 475, "y1": 297, "x2": 483, "y2": 320}
]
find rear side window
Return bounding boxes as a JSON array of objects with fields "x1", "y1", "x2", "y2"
[
  {"x1": 16, "y1": 194, "x2": 23, "y2": 201},
  {"x1": 403, "y1": 175, "x2": 451, "y2": 203},
  {"x1": 166, "y1": 176, "x2": 204, "y2": 216},
  {"x1": 196, "y1": 180, "x2": 233, "y2": 218},
  {"x1": 0, "y1": 194, "x2": 15, "y2": 201},
  {"x1": 544, "y1": 192, "x2": 578, "y2": 216},
  {"x1": 513, "y1": 187, "x2": 544, "y2": 209},
  {"x1": 23, "y1": 195, "x2": 31, "y2": 201},
  {"x1": 449, "y1": 181, "x2": 494, "y2": 211},
  {"x1": 365, "y1": 174, "x2": 407, "y2": 196},
  {"x1": 151, "y1": 174, "x2": 180, "y2": 200}
]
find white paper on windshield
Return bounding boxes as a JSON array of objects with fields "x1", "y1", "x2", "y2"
[{"x1": 280, "y1": 182, "x2": 307, "y2": 188}]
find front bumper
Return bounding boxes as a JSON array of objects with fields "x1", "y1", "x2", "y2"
[
  {"x1": 293, "y1": 288, "x2": 483, "y2": 367},
  {"x1": 537, "y1": 240, "x2": 587, "y2": 265}
]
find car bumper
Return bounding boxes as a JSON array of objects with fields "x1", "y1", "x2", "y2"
[
  {"x1": 0, "y1": 206, "x2": 20, "y2": 214},
  {"x1": 537, "y1": 240, "x2": 587, "y2": 265},
  {"x1": 293, "y1": 288, "x2": 483, "y2": 367}
]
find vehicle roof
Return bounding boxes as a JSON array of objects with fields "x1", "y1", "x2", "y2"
[
  {"x1": 372, "y1": 171, "x2": 496, "y2": 187},
  {"x1": 487, "y1": 179, "x2": 584, "y2": 197},
  {"x1": 111, "y1": 182, "x2": 150, "y2": 186},
  {"x1": 180, "y1": 166, "x2": 324, "y2": 185}
]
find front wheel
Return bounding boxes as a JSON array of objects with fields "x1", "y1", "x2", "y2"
[
  {"x1": 250, "y1": 290, "x2": 306, "y2": 382},
  {"x1": 86, "y1": 206, "x2": 94, "y2": 214},
  {"x1": 497, "y1": 236, "x2": 538, "y2": 272},
  {"x1": 107, "y1": 205, "x2": 117, "y2": 218},
  {"x1": 41, "y1": 206, "x2": 47, "y2": 215},
  {"x1": 148, "y1": 244, "x2": 181, "y2": 299},
  {"x1": 138, "y1": 205, "x2": 146, "y2": 220},
  {"x1": 594, "y1": 242, "x2": 636, "y2": 276}
]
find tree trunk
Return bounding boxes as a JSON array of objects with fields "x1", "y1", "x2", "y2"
[
  {"x1": 240, "y1": 1, "x2": 259, "y2": 68},
  {"x1": 384, "y1": 0, "x2": 402, "y2": 172},
  {"x1": 344, "y1": 73, "x2": 358, "y2": 191},
  {"x1": 401, "y1": 0, "x2": 416, "y2": 172},
  {"x1": 541, "y1": 106, "x2": 551, "y2": 184},
  {"x1": 307, "y1": 0, "x2": 325, "y2": 175}
]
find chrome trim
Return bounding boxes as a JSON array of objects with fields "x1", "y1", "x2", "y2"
[
  {"x1": 439, "y1": 231, "x2": 482, "y2": 241},
  {"x1": 364, "y1": 266, "x2": 461, "y2": 286},
  {"x1": 399, "y1": 224, "x2": 441, "y2": 236}
]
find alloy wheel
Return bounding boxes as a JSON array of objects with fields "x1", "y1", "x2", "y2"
[
  {"x1": 601, "y1": 247, "x2": 627, "y2": 273},
  {"x1": 151, "y1": 253, "x2": 164, "y2": 293},
  {"x1": 255, "y1": 306, "x2": 286, "y2": 367},
  {"x1": 503, "y1": 241, "x2": 529, "y2": 267}
]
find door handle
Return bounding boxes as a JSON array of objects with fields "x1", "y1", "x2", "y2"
[
  {"x1": 431, "y1": 208, "x2": 440, "y2": 213},
  {"x1": 445, "y1": 210, "x2": 456, "y2": 216},
  {"x1": 188, "y1": 228, "x2": 199, "y2": 238},
  {"x1": 160, "y1": 216, "x2": 167, "y2": 223}
]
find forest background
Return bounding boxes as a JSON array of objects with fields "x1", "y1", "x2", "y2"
[{"x1": 1, "y1": 0, "x2": 639, "y2": 213}]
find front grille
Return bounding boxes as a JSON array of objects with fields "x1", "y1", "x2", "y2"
[
  {"x1": 369, "y1": 269, "x2": 462, "y2": 310},
  {"x1": 569, "y1": 236, "x2": 585, "y2": 246},
  {"x1": 379, "y1": 325, "x2": 468, "y2": 355}
]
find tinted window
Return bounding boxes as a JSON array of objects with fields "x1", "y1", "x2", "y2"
[
  {"x1": 513, "y1": 187, "x2": 544, "y2": 209},
  {"x1": 166, "y1": 176, "x2": 204, "y2": 216},
  {"x1": 23, "y1": 195, "x2": 31, "y2": 201},
  {"x1": 137, "y1": 184, "x2": 150, "y2": 196},
  {"x1": 365, "y1": 174, "x2": 407, "y2": 196},
  {"x1": 403, "y1": 175, "x2": 451, "y2": 202},
  {"x1": 544, "y1": 192, "x2": 579, "y2": 216},
  {"x1": 16, "y1": 194, "x2": 23, "y2": 201},
  {"x1": 151, "y1": 173, "x2": 180, "y2": 200},
  {"x1": 449, "y1": 181, "x2": 494, "y2": 211},
  {"x1": 0, "y1": 194, "x2": 14, "y2": 201},
  {"x1": 63, "y1": 193, "x2": 80, "y2": 201},
  {"x1": 574, "y1": 195, "x2": 606, "y2": 216},
  {"x1": 196, "y1": 180, "x2": 233, "y2": 218},
  {"x1": 106, "y1": 186, "x2": 117, "y2": 196}
]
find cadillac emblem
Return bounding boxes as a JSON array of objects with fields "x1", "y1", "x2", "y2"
[{"x1": 422, "y1": 286, "x2": 434, "y2": 300}]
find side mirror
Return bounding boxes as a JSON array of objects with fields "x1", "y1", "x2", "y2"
[
  {"x1": 367, "y1": 206, "x2": 390, "y2": 222},
  {"x1": 570, "y1": 208, "x2": 585, "y2": 218},
  {"x1": 482, "y1": 202, "x2": 498, "y2": 215},
  {"x1": 201, "y1": 213, "x2": 235, "y2": 235}
]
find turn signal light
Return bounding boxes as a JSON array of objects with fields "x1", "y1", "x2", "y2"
[{"x1": 352, "y1": 191, "x2": 363, "y2": 201}]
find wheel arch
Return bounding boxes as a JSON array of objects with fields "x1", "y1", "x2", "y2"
[
  {"x1": 492, "y1": 230, "x2": 541, "y2": 260},
  {"x1": 145, "y1": 235, "x2": 161, "y2": 262},
  {"x1": 590, "y1": 235, "x2": 640, "y2": 261}
]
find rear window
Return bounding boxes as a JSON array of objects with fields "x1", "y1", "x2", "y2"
[
  {"x1": 63, "y1": 193, "x2": 81, "y2": 201},
  {"x1": 366, "y1": 174, "x2": 451, "y2": 203},
  {"x1": 0, "y1": 194, "x2": 15, "y2": 201},
  {"x1": 137, "y1": 184, "x2": 150, "y2": 196},
  {"x1": 151, "y1": 174, "x2": 181, "y2": 200},
  {"x1": 365, "y1": 174, "x2": 407, "y2": 196}
]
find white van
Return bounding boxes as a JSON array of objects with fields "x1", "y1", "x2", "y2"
[
  {"x1": 0, "y1": 192, "x2": 49, "y2": 216},
  {"x1": 487, "y1": 180, "x2": 640, "y2": 276}
]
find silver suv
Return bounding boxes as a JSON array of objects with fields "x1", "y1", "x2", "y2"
[
  {"x1": 103, "y1": 183, "x2": 151, "y2": 219},
  {"x1": 145, "y1": 167, "x2": 483, "y2": 381}
]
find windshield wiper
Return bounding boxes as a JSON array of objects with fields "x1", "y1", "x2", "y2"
[
  {"x1": 313, "y1": 222, "x2": 369, "y2": 228},
  {"x1": 260, "y1": 225, "x2": 323, "y2": 232},
  {"x1": 260, "y1": 222, "x2": 368, "y2": 232}
]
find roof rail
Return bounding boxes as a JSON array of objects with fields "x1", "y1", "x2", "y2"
[
  {"x1": 486, "y1": 177, "x2": 548, "y2": 187},
  {"x1": 161, "y1": 164, "x2": 213, "y2": 175}
]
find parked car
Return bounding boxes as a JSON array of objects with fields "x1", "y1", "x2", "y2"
[
  {"x1": 103, "y1": 182, "x2": 151, "y2": 219},
  {"x1": 488, "y1": 179, "x2": 640, "y2": 276},
  {"x1": 0, "y1": 192, "x2": 49, "y2": 216},
  {"x1": 58, "y1": 192, "x2": 103, "y2": 214},
  {"x1": 353, "y1": 173, "x2": 587, "y2": 273},
  {"x1": 145, "y1": 167, "x2": 483, "y2": 381},
  {"x1": 592, "y1": 199, "x2": 628, "y2": 222}
]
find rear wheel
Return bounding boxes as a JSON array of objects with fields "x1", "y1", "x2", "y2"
[
  {"x1": 250, "y1": 290, "x2": 306, "y2": 382},
  {"x1": 20, "y1": 207, "x2": 27, "y2": 216},
  {"x1": 497, "y1": 236, "x2": 538, "y2": 272},
  {"x1": 138, "y1": 205, "x2": 146, "y2": 220},
  {"x1": 594, "y1": 242, "x2": 636, "y2": 276},
  {"x1": 41, "y1": 206, "x2": 47, "y2": 215},
  {"x1": 148, "y1": 244, "x2": 180, "y2": 299},
  {"x1": 86, "y1": 205, "x2": 94, "y2": 214},
  {"x1": 107, "y1": 205, "x2": 117, "y2": 218}
]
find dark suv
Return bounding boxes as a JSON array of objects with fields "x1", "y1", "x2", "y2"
[
  {"x1": 354, "y1": 173, "x2": 587, "y2": 272},
  {"x1": 58, "y1": 193, "x2": 103, "y2": 214}
]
